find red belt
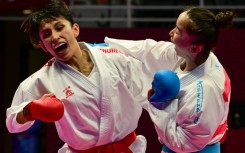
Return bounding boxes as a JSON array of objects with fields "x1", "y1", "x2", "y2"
[{"x1": 69, "y1": 131, "x2": 136, "y2": 153}]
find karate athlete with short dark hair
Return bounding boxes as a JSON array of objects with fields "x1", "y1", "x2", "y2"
[{"x1": 5, "y1": 1, "x2": 155, "y2": 153}]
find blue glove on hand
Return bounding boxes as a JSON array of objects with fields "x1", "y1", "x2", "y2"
[{"x1": 148, "y1": 69, "x2": 180, "y2": 102}]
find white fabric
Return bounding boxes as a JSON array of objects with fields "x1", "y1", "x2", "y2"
[
  {"x1": 104, "y1": 37, "x2": 231, "y2": 153},
  {"x1": 6, "y1": 42, "x2": 151, "y2": 152}
]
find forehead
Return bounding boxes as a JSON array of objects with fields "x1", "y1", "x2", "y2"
[
  {"x1": 176, "y1": 12, "x2": 196, "y2": 42},
  {"x1": 176, "y1": 11, "x2": 189, "y2": 30},
  {"x1": 39, "y1": 17, "x2": 67, "y2": 28}
]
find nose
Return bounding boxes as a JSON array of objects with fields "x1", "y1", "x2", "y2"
[
  {"x1": 169, "y1": 27, "x2": 175, "y2": 37},
  {"x1": 51, "y1": 31, "x2": 60, "y2": 42}
]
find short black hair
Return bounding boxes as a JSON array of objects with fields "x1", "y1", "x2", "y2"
[{"x1": 21, "y1": 0, "x2": 74, "y2": 48}]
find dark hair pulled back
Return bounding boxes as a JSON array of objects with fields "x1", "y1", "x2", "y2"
[{"x1": 184, "y1": 7, "x2": 235, "y2": 53}]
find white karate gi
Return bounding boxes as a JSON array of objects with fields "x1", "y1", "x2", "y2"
[
  {"x1": 104, "y1": 37, "x2": 231, "y2": 153},
  {"x1": 6, "y1": 42, "x2": 150, "y2": 153}
]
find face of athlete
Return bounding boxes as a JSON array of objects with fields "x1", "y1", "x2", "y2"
[
  {"x1": 38, "y1": 17, "x2": 80, "y2": 61},
  {"x1": 169, "y1": 11, "x2": 194, "y2": 59}
]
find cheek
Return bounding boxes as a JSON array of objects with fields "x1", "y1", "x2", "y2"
[
  {"x1": 172, "y1": 36, "x2": 181, "y2": 47},
  {"x1": 174, "y1": 36, "x2": 187, "y2": 48},
  {"x1": 41, "y1": 40, "x2": 54, "y2": 53},
  {"x1": 173, "y1": 38, "x2": 188, "y2": 55},
  {"x1": 42, "y1": 42, "x2": 52, "y2": 50}
]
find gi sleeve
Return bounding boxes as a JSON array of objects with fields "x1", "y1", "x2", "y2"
[
  {"x1": 104, "y1": 37, "x2": 180, "y2": 73},
  {"x1": 6, "y1": 84, "x2": 36, "y2": 133},
  {"x1": 126, "y1": 56, "x2": 152, "y2": 107}
]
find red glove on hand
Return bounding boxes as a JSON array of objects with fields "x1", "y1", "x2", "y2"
[
  {"x1": 147, "y1": 88, "x2": 154, "y2": 100},
  {"x1": 23, "y1": 96, "x2": 64, "y2": 122}
]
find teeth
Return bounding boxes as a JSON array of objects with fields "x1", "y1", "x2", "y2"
[
  {"x1": 55, "y1": 42, "x2": 65, "y2": 50},
  {"x1": 54, "y1": 42, "x2": 67, "y2": 52}
]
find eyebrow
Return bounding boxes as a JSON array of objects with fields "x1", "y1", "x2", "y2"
[
  {"x1": 40, "y1": 21, "x2": 61, "y2": 33},
  {"x1": 176, "y1": 25, "x2": 182, "y2": 32}
]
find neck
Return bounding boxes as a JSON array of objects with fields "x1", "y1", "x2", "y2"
[
  {"x1": 68, "y1": 49, "x2": 94, "y2": 76},
  {"x1": 182, "y1": 54, "x2": 208, "y2": 72}
]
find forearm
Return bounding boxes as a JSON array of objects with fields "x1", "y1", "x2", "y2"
[
  {"x1": 104, "y1": 37, "x2": 178, "y2": 72},
  {"x1": 104, "y1": 37, "x2": 152, "y2": 59},
  {"x1": 6, "y1": 103, "x2": 34, "y2": 133}
]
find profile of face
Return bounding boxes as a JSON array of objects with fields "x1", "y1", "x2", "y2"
[
  {"x1": 38, "y1": 17, "x2": 80, "y2": 61},
  {"x1": 169, "y1": 11, "x2": 196, "y2": 58}
]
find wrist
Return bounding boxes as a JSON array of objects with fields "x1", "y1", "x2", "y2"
[
  {"x1": 23, "y1": 103, "x2": 35, "y2": 121},
  {"x1": 16, "y1": 111, "x2": 29, "y2": 124}
]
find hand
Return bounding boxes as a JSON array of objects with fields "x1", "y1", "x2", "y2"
[
  {"x1": 23, "y1": 95, "x2": 64, "y2": 122},
  {"x1": 148, "y1": 69, "x2": 180, "y2": 102}
]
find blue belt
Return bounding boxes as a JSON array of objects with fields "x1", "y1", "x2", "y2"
[{"x1": 162, "y1": 142, "x2": 220, "y2": 153}]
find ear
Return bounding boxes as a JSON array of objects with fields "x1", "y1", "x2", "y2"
[
  {"x1": 73, "y1": 23, "x2": 80, "y2": 38},
  {"x1": 39, "y1": 41, "x2": 49, "y2": 52},
  {"x1": 191, "y1": 44, "x2": 203, "y2": 54}
]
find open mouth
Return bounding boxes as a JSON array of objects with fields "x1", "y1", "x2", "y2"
[{"x1": 54, "y1": 42, "x2": 67, "y2": 52}]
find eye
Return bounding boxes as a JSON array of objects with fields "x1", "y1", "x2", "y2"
[
  {"x1": 175, "y1": 29, "x2": 181, "y2": 35},
  {"x1": 174, "y1": 27, "x2": 178, "y2": 33},
  {"x1": 41, "y1": 30, "x2": 51, "y2": 39},
  {"x1": 56, "y1": 25, "x2": 64, "y2": 31}
]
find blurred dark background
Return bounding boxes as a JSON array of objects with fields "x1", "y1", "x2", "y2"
[{"x1": 1, "y1": 0, "x2": 245, "y2": 153}]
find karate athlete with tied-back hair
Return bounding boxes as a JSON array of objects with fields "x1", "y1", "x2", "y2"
[{"x1": 104, "y1": 7, "x2": 234, "y2": 153}]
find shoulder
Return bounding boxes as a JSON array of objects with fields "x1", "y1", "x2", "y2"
[
  {"x1": 20, "y1": 58, "x2": 57, "y2": 90},
  {"x1": 207, "y1": 53, "x2": 230, "y2": 89},
  {"x1": 92, "y1": 46, "x2": 132, "y2": 64},
  {"x1": 96, "y1": 46, "x2": 129, "y2": 57}
]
